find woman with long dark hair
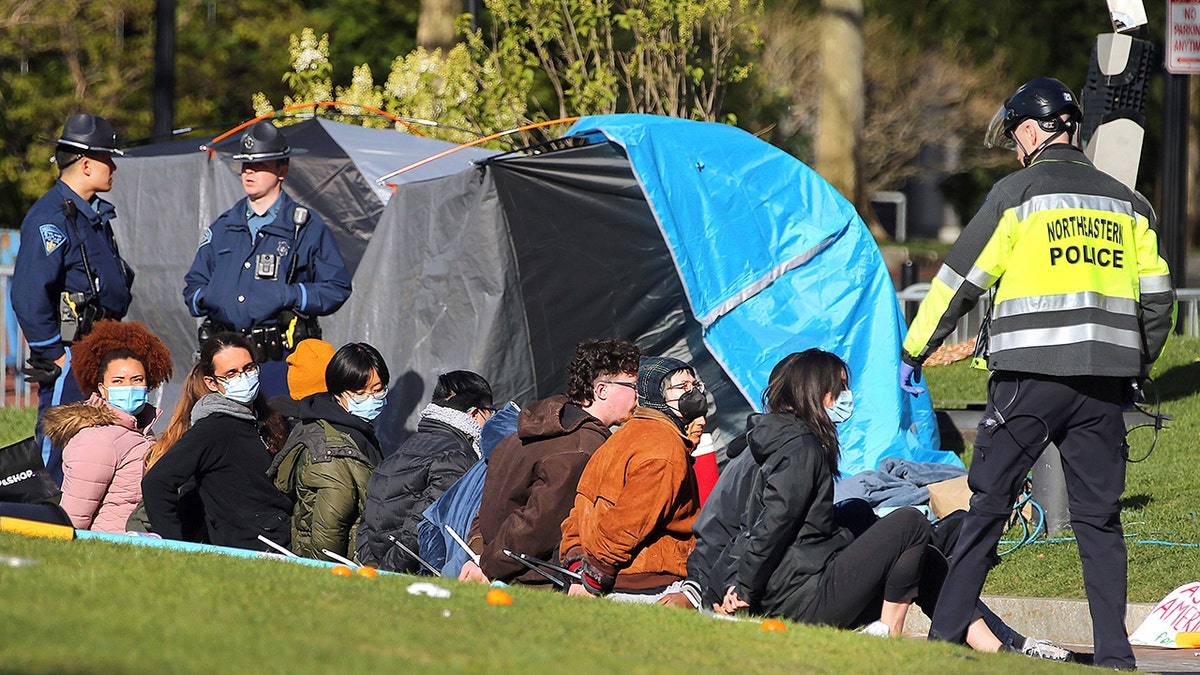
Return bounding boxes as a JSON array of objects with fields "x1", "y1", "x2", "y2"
[
  {"x1": 714, "y1": 349, "x2": 1001, "y2": 645},
  {"x1": 141, "y1": 332, "x2": 292, "y2": 550}
]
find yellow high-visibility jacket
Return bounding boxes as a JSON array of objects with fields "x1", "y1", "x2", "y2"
[{"x1": 903, "y1": 144, "x2": 1175, "y2": 378}]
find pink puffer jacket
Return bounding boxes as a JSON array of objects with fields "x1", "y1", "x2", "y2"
[{"x1": 43, "y1": 394, "x2": 159, "y2": 533}]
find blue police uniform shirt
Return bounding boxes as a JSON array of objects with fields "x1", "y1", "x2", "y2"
[
  {"x1": 13, "y1": 180, "x2": 134, "y2": 359},
  {"x1": 246, "y1": 195, "x2": 280, "y2": 240},
  {"x1": 182, "y1": 190, "x2": 352, "y2": 332}
]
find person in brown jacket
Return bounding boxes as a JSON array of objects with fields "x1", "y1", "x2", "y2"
[
  {"x1": 459, "y1": 338, "x2": 642, "y2": 585},
  {"x1": 560, "y1": 355, "x2": 707, "y2": 603}
]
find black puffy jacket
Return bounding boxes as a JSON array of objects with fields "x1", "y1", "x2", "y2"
[
  {"x1": 719, "y1": 412, "x2": 854, "y2": 617},
  {"x1": 356, "y1": 417, "x2": 476, "y2": 571}
]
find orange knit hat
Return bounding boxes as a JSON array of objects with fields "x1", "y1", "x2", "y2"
[{"x1": 286, "y1": 339, "x2": 335, "y2": 400}]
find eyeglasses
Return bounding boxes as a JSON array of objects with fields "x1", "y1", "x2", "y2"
[
  {"x1": 348, "y1": 388, "x2": 388, "y2": 401},
  {"x1": 665, "y1": 380, "x2": 705, "y2": 394},
  {"x1": 211, "y1": 362, "x2": 259, "y2": 383},
  {"x1": 601, "y1": 380, "x2": 638, "y2": 391}
]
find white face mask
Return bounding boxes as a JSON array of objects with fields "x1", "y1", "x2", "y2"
[
  {"x1": 221, "y1": 369, "x2": 260, "y2": 404},
  {"x1": 825, "y1": 389, "x2": 854, "y2": 425}
]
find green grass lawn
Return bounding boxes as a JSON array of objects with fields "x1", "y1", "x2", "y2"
[
  {"x1": 0, "y1": 406, "x2": 36, "y2": 447},
  {"x1": 924, "y1": 335, "x2": 1200, "y2": 603},
  {"x1": 0, "y1": 531, "x2": 1082, "y2": 673},
  {"x1": 3, "y1": 335, "x2": 1196, "y2": 617}
]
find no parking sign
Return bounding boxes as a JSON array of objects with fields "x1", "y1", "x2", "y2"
[{"x1": 1168, "y1": 0, "x2": 1200, "y2": 73}]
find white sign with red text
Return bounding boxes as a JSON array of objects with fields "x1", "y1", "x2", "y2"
[
  {"x1": 1129, "y1": 582, "x2": 1200, "y2": 647},
  {"x1": 1168, "y1": 0, "x2": 1200, "y2": 74}
]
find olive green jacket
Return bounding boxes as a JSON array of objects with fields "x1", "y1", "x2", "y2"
[{"x1": 272, "y1": 419, "x2": 375, "y2": 560}]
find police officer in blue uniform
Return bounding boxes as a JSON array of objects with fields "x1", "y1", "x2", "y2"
[
  {"x1": 13, "y1": 113, "x2": 134, "y2": 484},
  {"x1": 183, "y1": 120, "x2": 352, "y2": 399}
]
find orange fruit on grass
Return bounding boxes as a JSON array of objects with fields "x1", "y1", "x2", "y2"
[
  {"x1": 331, "y1": 565, "x2": 353, "y2": 577},
  {"x1": 760, "y1": 618, "x2": 787, "y2": 632},
  {"x1": 356, "y1": 566, "x2": 379, "y2": 578},
  {"x1": 486, "y1": 588, "x2": 513, "y2": 605}
]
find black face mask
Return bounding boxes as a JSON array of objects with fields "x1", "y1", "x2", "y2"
[{"x1": 676, "y1": 388, "x2": 709, "y2": 423}]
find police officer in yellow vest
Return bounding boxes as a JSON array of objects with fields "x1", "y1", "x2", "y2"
[{"x1": 899, "y1": 77, "x2": 1174, "y2": 670}]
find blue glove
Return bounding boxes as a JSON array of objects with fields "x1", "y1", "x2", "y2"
[{"x1": 899, "y1": 362, "x2": 926, "y2": 396}]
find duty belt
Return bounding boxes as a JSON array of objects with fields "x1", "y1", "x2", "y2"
[
  {"x1": 60, "y1": 292, "x2": 110, "y2": 345},
  {"x1": 198, "y1": 312, "x2": 321, "y2": 362}
]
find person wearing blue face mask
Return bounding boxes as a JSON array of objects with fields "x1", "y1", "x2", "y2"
[
  {"x1": 269, "y1": 343, "x2": 389, "y2": 560},
  {"x1": 825, "y1": 389, "x2": 854, "y2": 424},
  {"x1": 357, "y1": 370, "x2": 494, "y2": 572},
  {"x1": 142, "y1": 332, "x2": 292, "y2": 551},
  {"x1": 713, "y1": 349, "x2": 1013, "y2": 653},
  {"x1": 42, "y1": 320, "x2": 171, "y2": 533}
]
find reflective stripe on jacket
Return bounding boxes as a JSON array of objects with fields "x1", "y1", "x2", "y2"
[{"x1": 903, "y1": 145, "x2": 1175, "y2": 378}]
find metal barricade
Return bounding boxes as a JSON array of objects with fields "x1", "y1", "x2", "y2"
[
  {"x1": 0, "y1": 264, "x2": 34, "y2": 408},
  {"x1": 896, "y1": 283, "x2": 991, "y2": 346}
]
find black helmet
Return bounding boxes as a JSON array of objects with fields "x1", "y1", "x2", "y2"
[
  {"x1": 52, "y1": 113, "x2": 124, "y2": 156},
  {"x1": 227, "y1": 120, "x2": 306, "y2": 161},
  {"x1": 984, "y1": 77, "x2": 1082, "y2": 149}
]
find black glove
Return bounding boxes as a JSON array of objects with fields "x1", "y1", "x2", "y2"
[
  {"x1": 1122, "y1": 378, "x2": 1146, "y2": 410},
  {"x1": 22, "y1": 356, "x2": 61, "y2": 385},
  {"x1": 574, "y1": 557, "x2": 616, "y2": 596}
]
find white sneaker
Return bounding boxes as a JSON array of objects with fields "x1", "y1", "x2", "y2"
[
  {"x1": 1020, "y1": 637, "x2": 1073, "y2": 662},
  {"x1": 857, "y1": 620, "x2": 891, "y2": 638}
]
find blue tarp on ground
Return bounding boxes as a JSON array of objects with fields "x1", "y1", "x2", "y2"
[{"x1": 569, "y1": 115, "x2": 961, "y2": 476}]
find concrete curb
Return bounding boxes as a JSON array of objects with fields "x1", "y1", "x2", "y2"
[{"x1": 904, "y1": 595, "x2": 1155, "y2": 645}]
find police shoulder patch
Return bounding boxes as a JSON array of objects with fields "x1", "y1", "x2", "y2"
[
  {"x1": 39, "y1": 223, "x2": 66, "y2": 256},
  {"x1": 197, "y1": 227, "x2": 212, "y2": 249}
]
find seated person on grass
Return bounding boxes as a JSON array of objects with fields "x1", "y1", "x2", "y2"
[
  {"x1": 356, "y1": 371, "x2": 494, "y2": 572},
  {"x1": 141, "y1": 333, "x2": 292, "y2": 551},
  {"x1": 459, "y1": 338, "x2": 641, "y2": 586},
  {"x1": 706, "y1": 350, "x2": 1072, "y2": 661},
  {"x1": 270, "y1": 343, "x2": 388, "y2": 561},
  {"x1": 559, "y1": 356, "x2": 708, "y2": 604}
]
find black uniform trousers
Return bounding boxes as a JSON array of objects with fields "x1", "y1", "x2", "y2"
[{"x1": 928, "y1": 372, "x2": 1134, "y2": 669}]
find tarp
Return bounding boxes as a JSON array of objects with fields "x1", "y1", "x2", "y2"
[
  {"x1": 332, "y1": 114, "x2": 956, "y2": 474},
  {"x1": 568, "y1": 115, "x2": 953, "y2": 473}
]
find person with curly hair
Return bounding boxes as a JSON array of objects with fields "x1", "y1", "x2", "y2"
[
  {"x1": 458, "y1": 338, "x2": 642, "y2": 585},
  {"x1": 558, "y1": 355, "x2": 707, "y2": 603},
  {"x1": 41, "y1": 320, "x2": 171, "y2": 532}
]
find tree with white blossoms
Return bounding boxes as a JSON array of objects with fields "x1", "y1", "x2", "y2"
[
  {"x1": 254, "y1": 25, "x2": 528, "y2": 143},
  {"x1": 256, "y1": 0, "x2": 761, "y2": 144}
]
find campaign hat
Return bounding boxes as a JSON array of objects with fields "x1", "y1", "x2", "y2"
[
  {"x1": 227, "y1": 120, "x2": 307, "y2": 161},
  {"x1": 52, "y1": 113, "x2": 124, "y2": 156}
]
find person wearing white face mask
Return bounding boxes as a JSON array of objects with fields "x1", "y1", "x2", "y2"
[
  {"x1": 269, "y1": 343, "x2": 389, "y2": 560},
  {"x1": 43, "y1": 320, "x2": 172, "y2": 533},
  {"x1": 142, "y1": 332, "x2": 292, "y2": 551}
]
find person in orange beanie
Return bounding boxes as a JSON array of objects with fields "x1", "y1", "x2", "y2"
[{"x1": 269, "y1": 338, "x2": 335, "y2": 428}]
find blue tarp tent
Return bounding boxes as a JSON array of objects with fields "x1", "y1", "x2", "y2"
[{"x1": 568, "y1": 115, "x2": 955, "y2": 474}]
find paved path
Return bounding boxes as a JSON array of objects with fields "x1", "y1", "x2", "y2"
[{"x1": 904, "y1": 596, "x2": 1200, "y2": 672}]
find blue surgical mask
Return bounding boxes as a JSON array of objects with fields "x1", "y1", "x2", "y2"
[
  {"x1": 826, "y1": 389, "x2": 854, "y2": 424},
  {"x1": 221, "y1": 369, "x2": 260, "y2": 404},
  {"x1": 344, "y1": 392, "x2": 387, "y2": 422},
  {"x1": 106, "y1": 385, "x2": 148, "y2": 415}
]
